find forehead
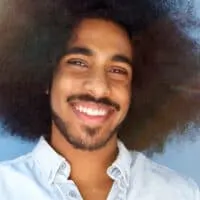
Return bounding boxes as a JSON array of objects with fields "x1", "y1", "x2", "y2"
[{"x1": 68, "y1": 18, "x2": 133, "y2": 59}]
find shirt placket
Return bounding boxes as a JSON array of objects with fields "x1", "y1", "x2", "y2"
[
  {"x1": 107, "y1": 167, "x2": 128, "y2": 200},
  {"x1": 57, "y1": 181, "x2": 83, "y2": 200},
  {"x1": 53, "y1": 163, "x2": 83, "y2": 200}
]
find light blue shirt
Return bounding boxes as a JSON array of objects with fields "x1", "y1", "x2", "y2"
[{"x1": 0, "y1": 137, "x2": 199, "y2": 200}]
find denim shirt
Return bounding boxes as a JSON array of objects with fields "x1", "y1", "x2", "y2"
[{"x1": 0, "y1": 137, "x2": 199, "y2": 200}]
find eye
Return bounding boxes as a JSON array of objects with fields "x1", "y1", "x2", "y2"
[
  {"x1": 109, "y1": 67, "x2": 128, "y2": 75},
  {"x1": 66, "y1": 59, "x2": 88, "y2": 68}
]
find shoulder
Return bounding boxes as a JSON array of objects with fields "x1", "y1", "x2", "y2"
[
  {"x1": 0, "y1": 153, "x2": 40, "y2": 186},
  {"x1": 0, "y1": 153, "x2": 34, "y2": 172},
  {"x1": 129, "y1": 151, "x2": 200, "y2": 199},
  {"x1": 0, "y1": 153, "x2": 45, "y2": 197},
  {"x1": 0, "y1": 153, "x2": 54, "y2": 200}
]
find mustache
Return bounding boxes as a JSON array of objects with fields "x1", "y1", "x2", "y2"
[{"x1": 67, "y1": 94, "x2": 120, "y2": 111}]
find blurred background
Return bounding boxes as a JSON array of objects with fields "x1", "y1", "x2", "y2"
[{"x1": 0, "y1": 0, "x2": 200, "y2": 185}]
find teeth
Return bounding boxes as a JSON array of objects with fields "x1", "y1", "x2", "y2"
[
  {"x1": 83, "y1": 107, "x2": 87, "y2": 113},
  {"x1": 75, "y1": 106, "x2": 107, "y2": 116},
  {"x1": 79, "y1": 107, "x2": 83, "y2": 112}
]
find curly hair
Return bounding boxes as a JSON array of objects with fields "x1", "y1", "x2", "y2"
[
  {"x1": 1, "y1": 0, "x2": 198, "y2": 151},
  {"x1": 0, "y1": 0, "x2": 151, "y2": 141}
]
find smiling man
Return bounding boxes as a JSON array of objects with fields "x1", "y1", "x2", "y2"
[
  {"x1": 0, "y1": 2, "x2": 199, "y2": 200},
  {"x1": 51, "y1": 18, "x2": 133, "y2": 153}
]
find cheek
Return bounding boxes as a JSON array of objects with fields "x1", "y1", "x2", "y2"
[
  {"x1": 51, "y1": 71, "x2": 82, "y2": 98},
  {"x1": 50, "y1": 73, "x2": 75, "y2": 112},
  {"x1": 121, "y1": 90, "x2": 131, "y2": 112},
  {"x1": 112, "y1": 82, "x2": 131, "y2": 110}
]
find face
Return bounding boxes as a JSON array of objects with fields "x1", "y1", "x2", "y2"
[{"x1": 50, "y1": 18, "x2": 133, "y2": 151}]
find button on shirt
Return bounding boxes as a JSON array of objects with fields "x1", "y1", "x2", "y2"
[{"x1": 0, "y1": 137, "x2": 199, "y2": 200}]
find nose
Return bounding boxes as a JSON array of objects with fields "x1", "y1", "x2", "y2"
[{"x1": 83, "y1": 71, "x2": 111, "y2": 98}]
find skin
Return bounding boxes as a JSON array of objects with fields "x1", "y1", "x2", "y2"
[{"x1": 50, "y1": 18, "x2": 133, "y2": 200}]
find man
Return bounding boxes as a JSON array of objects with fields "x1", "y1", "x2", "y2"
[{"x1": 0, "y1": 3, "x2": 199, "y2": 200}]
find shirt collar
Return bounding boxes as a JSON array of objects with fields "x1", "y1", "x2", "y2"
[
  {"x1": 32, "y1": 137, "x2": 133, "y2": 185},
  {"x1": 107, "y1": 140, "x2": 133, "y2": 187},
  {"x1": 32, "y1": 137, "x2": 69, "y2": 184}
]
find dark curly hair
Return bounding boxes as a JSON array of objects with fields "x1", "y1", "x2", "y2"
[
  {"x1": 1, "y1": 0, "x2": 199, "y2": 151},
  {"x1": 0, "y1": 0, "x2": 151, "y2": 141}
]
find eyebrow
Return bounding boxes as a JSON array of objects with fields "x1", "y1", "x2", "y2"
[
  {"x1": 65, "y1": 46, "x2": 133, "y2": 67},
  {"x1": 111, "y1": 55, "x2": 133, "y2": 67},
  {"x1": 65, "y1": 47, "x2": 93, "y2": 56}
]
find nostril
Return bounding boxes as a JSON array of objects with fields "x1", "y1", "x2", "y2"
[{"x1": 83, "y1": 77, "x2": 111, "y2": 97}]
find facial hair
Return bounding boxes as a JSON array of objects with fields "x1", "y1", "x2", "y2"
[{"x1": 51, "y1": 109, "x2": 122, "y2": 151}]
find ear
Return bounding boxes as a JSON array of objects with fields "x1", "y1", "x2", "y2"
[
  {"x1": 46, "y1": 80, "x2": 52, "y2": 95},
  {"x1": 45, "y1": 81, "x2": 52, "y2": 95}
]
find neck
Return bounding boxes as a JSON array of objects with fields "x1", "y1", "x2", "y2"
[{"x1": 50, "y1": 126, "x2": 118, "y2": 183}]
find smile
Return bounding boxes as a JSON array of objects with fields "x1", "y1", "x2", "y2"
[
  {"x1": 70, "y1": 101, "x2": 114, "y2": 125},
  {"x1": 75, "y1": 105, "x2": 108, "y2": 116}
]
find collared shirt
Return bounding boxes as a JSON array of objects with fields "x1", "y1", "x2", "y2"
[{"x1": 0, "y1": 137, "x2": 199, "y2": 200}]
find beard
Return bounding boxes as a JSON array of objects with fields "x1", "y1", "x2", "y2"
[{"x1": 51, "y1": 109, "x2": 122, "y2": 151}]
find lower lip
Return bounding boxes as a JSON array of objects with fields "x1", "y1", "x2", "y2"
[{"x1": 71, "y1": 106, "x2": 113, "y2": 126}]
